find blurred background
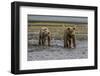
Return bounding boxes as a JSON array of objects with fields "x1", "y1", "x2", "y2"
[{"x1": 28, "y1": 22, "x2": 88, "y2": 41}]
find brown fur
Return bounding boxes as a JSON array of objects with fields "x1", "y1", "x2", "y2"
[
  {"x1": 39, "y1": 27, "x2": 51, "y2": 46},
  {"x1": 64, "y1": 27, "x2": 76, "y2": 48}
]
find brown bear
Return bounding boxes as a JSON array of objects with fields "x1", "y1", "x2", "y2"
[
  {"x1": 38, "y1": 27, "x2": 51, "y2": 46},
  {"x1": 64, "y1": 27, "x2": 76, "y2": 48}
]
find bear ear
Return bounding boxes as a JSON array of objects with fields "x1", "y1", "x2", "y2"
[
  {"x1": 67, "y1": 27, "x2": 70, "y2": 30},
  {"x1": 73, "y1": 27, "x2": 75, "y2": 30}
]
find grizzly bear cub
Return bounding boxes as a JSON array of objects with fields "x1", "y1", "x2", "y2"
[
  {"x1": 38, "y1": 27, "x2": 51, "y2": 46},
  {"x1": 64, "y1": 27, "x2": 76, "y2": 48}
]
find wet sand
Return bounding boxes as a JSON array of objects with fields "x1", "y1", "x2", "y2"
[{"x1": 28, "y1": 40, "x2": 88, "y2": 61}]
